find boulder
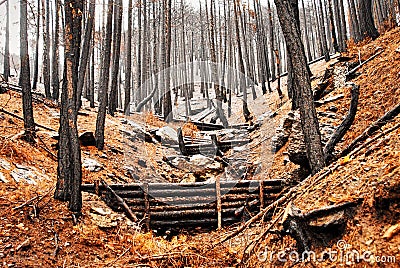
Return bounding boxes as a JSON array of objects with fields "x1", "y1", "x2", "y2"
[
  {"x1": 79, "y1": 131, "x2": 96, "y2": 146},
  {"x1": 155, "y1": 126, "x2": 178, "y2": 144},
  {"x1": 287, "y1": 111, "x2": 308, "y2": 167},
  {"x1": 271, "y1": 111, "x2": 295, "y2": 152}
]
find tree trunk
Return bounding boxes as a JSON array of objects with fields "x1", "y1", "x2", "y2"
[
  {"x1": 108, "y1": 0, "x2": 123, "y2": 116},
  {"x1": 358, "y1": 0, "x2": 379, "y2": 40},
  {"x1": 233, "y1": 0, "x2": 251, "y2": 123},
  {"x1": 348, "y1": 0, "x2": 361, "y2": 42},
  {"x1": 42, "y1": 0, "x2": 51, "y2": 98},
  {"x1": 32, "y1": 0, "x2": 41, "y2": 90},
  {"x1": 162, "y1": 0, "x2": 173, "y2": 122},
  {"x1": 51, "y1": 0, "x2": 60, "y2": 100},
  {"x1": 3, "y1": 0, "x2": 10, "y2": 82},
  {"x1": 124, "y1": 0, "x2": 133, "y2": 115},
  {"x1": 55, "y1": 0, "x2": 83, "y2": 213},
  {"x1": 20, "y1": 0, "x2": 35, "y2": 140},
  {"x1": 76, "y1": 0, "x2": 95, "y2": 109},
  {"x1": 95, "y1": 0, "x2": 113, "y2": 150},
  {"x1": 274, "y1": 0, "x2": 325, "y2": 175}
]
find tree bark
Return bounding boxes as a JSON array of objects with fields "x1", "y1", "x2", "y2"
[
  {"x1": 358, "y1": 0, "x2": 379, "y2": 40},
  {"x1": 42, "y1": 0, "x2": 51, "y2": 98},
  {"x1": 20, "y1": 0, "x2": 35, "y2": 139},
  {"x1": 54, "y1": 0, "x2": 83, "y2": 213},
  {"x1": 162, "y1": 0, "x2": 173, "y2": 122},
  {"x1": 108, "y1": 0, "x2": 123, "y2": 116},
  {"x1": 95, "y1": 0, "x2": 113, "y2": 150},
  {"x1": 274, "y1": 0, "x2": 325, "y2": 175},
  {"x1": 124, "y1": 0, "x2": 133, "y2": 115},
  {"x1": 51, "y1": 0, "x2": 60, "y2": 100},
  {"x1": 76, "y1": 0, "x2": 95, "y2": 109},
  {"x1": 3, "y1": 0, "x2": 10, "y2": 82}
]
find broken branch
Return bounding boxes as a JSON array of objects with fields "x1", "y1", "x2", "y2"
[{"x1": 101, "y1": 179, "x2": 138, "y2": 222}]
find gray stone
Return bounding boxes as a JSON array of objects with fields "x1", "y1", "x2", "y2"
[
  {"x1": 271, "y1": 111, "x2": 295, "y2": 152},
  {"x1": 83, "y1": 158, "x2": 103, "y2": 172},
  {"x1": 287, "y1": 111, "x2": 308, "y2": 167},
  {"x1": 155, "y1": 126, "x2": 178, "y2": 144}
]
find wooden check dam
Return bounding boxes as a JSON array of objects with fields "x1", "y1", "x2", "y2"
[{"x1": 82, "y1": 179, "x2": 285, "y2": 231}]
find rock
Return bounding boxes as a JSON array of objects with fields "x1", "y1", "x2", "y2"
[
  {"x1": 189, "y1": 154, "x2": 223, "y2": 173},
  {"x1": 10, "y1": 166, "x2": 37, "y2": 185},
  {"x1": 271, "y1": 111, "x2": 295, "y2": 152},
  {"x1": 0, "y1": 158, "x2": 11, "y2": 170},
  {"x1": 155, "y1": 126, "x2": 178, "y2": 144},
  {"x1": 83, "y1": 158, "x2": 103, "y2": 172},
  {"x1": 138, "y1": 159, "x2": 147, "y2": 168},
  {"x1": 287, "y1": 111, "x2": 308, "y2": 167},
  {"x1": 318, "y1": 111, "x2": 337, "y2": 119},
  {"x1": 0, "y1": 172, "x2": 8, "y2": 183},
  {"x1": 79, "y1": 131, "x2": 96, "y2": 146}
]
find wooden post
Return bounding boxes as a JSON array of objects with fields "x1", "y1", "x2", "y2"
[
  {"x1": 143, "y1": 183, "x2": 150, "y2": 232},
  {"x1": 177, "y1": 127, "x2": 188, "y2": 156},
  {"x1": 216, "y1": 177, "x2": 222, "y2": 229},
  {"x1": 259, "y1": 180, "x2": 265, "y2": 210}
]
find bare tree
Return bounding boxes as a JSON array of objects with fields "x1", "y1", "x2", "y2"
[
  {"x1": 2, "y1": 0, "x2": 10, "y2": 82},
  {"x1": 162, "y1": 0, "x2": 173, "y2": 122},
  {"x1": 51, "y1": 0, "x2": 60, "y2": 100},
  {"x1": 358, "y1": 0, "x2": 379, "y2": 40},
  {"x1": 55, "y1": 0, "x2": 83, "y2": 213},
  {"x1": 42, "y1": 0, "x2": 51, "y2": 98},
  {"x1": 95, "y1": 0, "x2": 113, "y2": 150},
  {"x1": 76, "y1": 0, "x2": 95, "y2": 109},
  {"x1": 108, "y1": 0, "x2": 123, "y2": 116},
  {"x1": 124, "y1": 0, "x2": 133, "y2": 115},
  {"x1": 274, "y1": 0, "x2": 325, "y2": 175},
  {"x1": 19, "y1": 0, "x2": 35, "y2": 140}
]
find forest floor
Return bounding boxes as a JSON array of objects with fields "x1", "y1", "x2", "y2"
[{"x1": 0, "y1": 27, "x2": 399, "y2": 267}]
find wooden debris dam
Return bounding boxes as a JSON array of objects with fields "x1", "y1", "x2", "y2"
[{"x1": 82, "y1": 180, "x2": 284, "y2": 230}]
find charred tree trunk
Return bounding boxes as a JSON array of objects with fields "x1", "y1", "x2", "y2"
[
  {"x1": 162, "y1": 0, "x2": 173, "y2": 122},
  {"x1": 32, "y1": 0, "x2": 40, "y2": 90},
  {"x1": 55, "y1": 0, "x2": 83, "y2": 213},
  {"x1": 51, "y1": 0, "x2": 60, "y2": 100},
  {"x1": 20, "y1": 0, "x2": 35, "y2": 140},
  {"x1": 95, "y1": 0, "x2": 113, "y2": 150},
  {"x1": 233, "y1": 0, "x2": 251, "y2": 123},
  {"x1": 3, "y1": 0, "x2": 10, "y2": 82},
  {"x1": 274, "y1": 0, "x2": 325, "y2": 175},
  {"x1": 42, "y1": 0, "x2": 51, "y2": 98},
  {"x1": 108, "y1": 0, "x2": 123, "y2": 116},
  {"x1": 76, "y1": 0, "x2": 95, "y2": 109},
  {"x1": 124, "y1": 0, "x2": 133, "y2": 115},
  {"x1": 358, "y1": 0, "x2": 379, "y2": 40}
]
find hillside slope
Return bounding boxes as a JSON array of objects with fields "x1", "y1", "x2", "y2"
[{"x1": 0, "y1": 27, "x2": 399, "y2": 267}]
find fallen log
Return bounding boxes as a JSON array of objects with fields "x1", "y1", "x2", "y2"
[
  {"x1": 340, "y1": 101, "x2": 400, "y2": 158},
  {"x1": 324, "y1": 84, "x2": 359, "y2": 163},
  {"x1": 0, "y1": 108, "x2": 56, "y2": 132},
  {"x1": 314, "y1": 94, "x2": 345, "y2": 107},
  {"x1": 346, "y1": 49, "x2": 384, "y2": 79}
]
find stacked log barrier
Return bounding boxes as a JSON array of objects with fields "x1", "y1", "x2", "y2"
[{"x1": 82, "y1": 179, "x2": 284, "y2": 230}]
